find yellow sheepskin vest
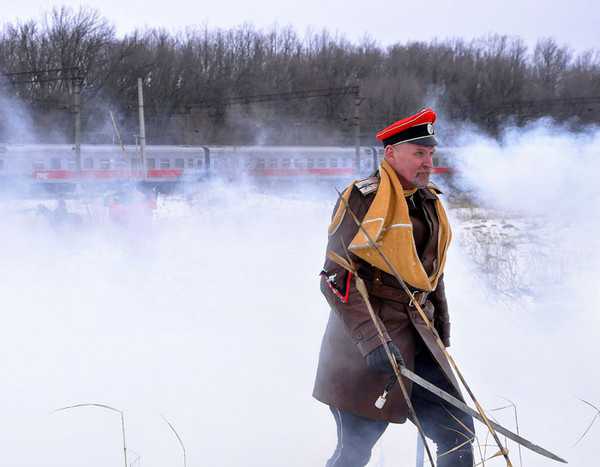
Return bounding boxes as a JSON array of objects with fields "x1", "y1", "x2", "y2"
[{"x1": 336, "y1": 158, "x2": 451, "y2": 291}]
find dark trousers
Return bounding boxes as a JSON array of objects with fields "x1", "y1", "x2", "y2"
[{"x1": 326, "y1": 343, "x2": 475, "y2": 467}]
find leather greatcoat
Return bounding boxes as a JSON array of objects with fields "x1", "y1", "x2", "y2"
[{"x1": 312, "y1": 170, "x2": 460, "y2": 423}]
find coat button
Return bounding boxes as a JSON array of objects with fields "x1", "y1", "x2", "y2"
[{"x1": 355, "y1": 332, "x2": 362, "y2": 340}]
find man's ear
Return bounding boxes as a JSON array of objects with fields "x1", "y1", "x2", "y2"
[{"x1": 384, "y1": 145, "x2": 395, "y2": 162}]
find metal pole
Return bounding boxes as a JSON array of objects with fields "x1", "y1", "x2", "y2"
[
  {"x1": 416, "y1": 433, "x2": 425, "y2": 467},
  {"x1": 137, "y1": 77, "x2": 147, "y2": 180}
]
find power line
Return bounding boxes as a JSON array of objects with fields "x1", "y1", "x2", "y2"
[
  {"x1": 470, "y1": 95, "x2": 600, "y2": 114},
  {"x1": 185, "y1": 86, "x2": 360, "y2": 109},
  {"x1": 1, "y1": 67, "x2": 82, "y2": 85}
]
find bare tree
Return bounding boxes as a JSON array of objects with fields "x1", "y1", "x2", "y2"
[
  {"x1": 531, "y1": 37, "x2": 572, "y2": 98},
  {"x1": 2, "y1": 8, "x2": 600, "y2": 144}
]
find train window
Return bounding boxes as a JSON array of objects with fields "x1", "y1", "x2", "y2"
[
  {"x1": 256, "y1": 159, "x2": 265, "y2": 169},
  {"x1": 281, "y1": 159, "x2": 291, "y2": 168},
  {"x1": 196, "y1": 159, "x2": 203, "y2": 169},
  {"x1": 33, "y1": 160, "x2": 44, "y2": 170},
  {"x1": 0, "y1": 159, "x2": 4, "y2": 171},
  {"x1": 100, "y1": 159, "x2": 110, "y2": 169},
  {"x1": 330, "y1": 158, "x2": 338, "y2": 168},
  {"x1": 83, "y1": 158, "x2": 93, "y2": 169},
  {"x1": 188, "y1": 159, "x2": 194, "y2": 169},
  {"x1": 306, "y1": 158, "x2": 315, "y2": 169},
  {"x1": 267, "y1": 159, "x2": 278, "y2": 169},
  {"x1": 318, "y1": 158, "x2": 326, "y2": 168},
  {"x1": 294, "y1": 159, "x2": 303, "y2": 169},
  {"x1": 147, "y1": 158, "x2": 156, "y2": 169},
  {"x1": 115, "y1": 160, "x2": 126, "y2": 169},
  {"x1": 131, "y1": 159, "x2": 139, "y2": 170},
  {"x1": 160, "y1": 159, "x2": 170, "y2": 169},
  {"x1": 50, "y1": 158, "x2": 61, "y2": 170},
  {"x1": 67, "y1": 158, "x2": 76, "y2": 170},
  {"x1": 175, "y1": 158, "x2": 184, "y2": 169}
]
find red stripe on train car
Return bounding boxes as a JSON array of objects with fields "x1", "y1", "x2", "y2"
[
  {"x1": 246, "y1": 167, "x2": 449, "y2": 176},
  {"x1": 245, "y1": 168, "x2": 358, "y2": 177},
  {"x1": 33, "y1": 170, "x2": 76, "y2": 180},
  {"x1": 33, "y1": 169, "x2": 185, "y2": 181},
  {"x1": 145, "y1": 169, "x2": 184, "y2": 179}
]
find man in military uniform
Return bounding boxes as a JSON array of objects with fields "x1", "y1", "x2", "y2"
[{"x1": 313, "y1": 109, "x2": 474, "y2": 466}]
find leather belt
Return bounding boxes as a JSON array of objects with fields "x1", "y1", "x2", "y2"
[{"x1": 363, "y1": 268, "x2": 428, "y2": 306}]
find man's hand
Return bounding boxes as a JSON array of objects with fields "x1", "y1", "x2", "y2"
[{"x1": 366, "y1": 342, "x2": 405, "y2": 375}]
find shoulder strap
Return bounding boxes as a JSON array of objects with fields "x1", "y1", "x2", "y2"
[
  {"x1": 355, "y1": 176, "x2": 380, "y2": 196},
  {"x1": 427, "y1": 180, "x2": 443, "y2": 194}
]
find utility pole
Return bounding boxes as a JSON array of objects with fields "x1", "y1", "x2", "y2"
[
  {"x1": 137, "y1": 78, "x2": 147, "y2": 179},
  {"x1": 354, "y1": 94, "x2": 363, "y2": 171}
]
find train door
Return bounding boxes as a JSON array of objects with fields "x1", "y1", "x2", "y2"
[{"x1": 197, "y1": 146, "x2": 210, "y2": 180}]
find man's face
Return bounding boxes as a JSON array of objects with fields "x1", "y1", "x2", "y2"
[{"x1": 385, "y1": 142, "x2": 435, "y2": 189}]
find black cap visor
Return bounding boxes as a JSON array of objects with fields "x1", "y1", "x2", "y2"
[{"x1": 382, "y1": 123, "x2": 438, "y2": 147}]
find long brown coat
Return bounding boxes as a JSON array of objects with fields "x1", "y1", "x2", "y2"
[{"x1": 312, "y1": 172, "x2": 459, "y2": 423}]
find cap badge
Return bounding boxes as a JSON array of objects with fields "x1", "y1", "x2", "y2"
[{"x1": 427, "y1": 123, "x2": 434, "y2": 135}]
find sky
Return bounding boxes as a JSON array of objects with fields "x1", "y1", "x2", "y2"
[{"x1": 1, "y1": 0, "x2": 600, "y2": 54}]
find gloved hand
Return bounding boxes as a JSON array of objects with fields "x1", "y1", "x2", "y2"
[{"x1": 366, "y1": 342, "x2": 405, "y2": 375}]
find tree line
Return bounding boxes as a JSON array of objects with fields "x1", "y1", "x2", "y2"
[{"x1": 1, "y1": 6, "x2": 599, "y2": 146}]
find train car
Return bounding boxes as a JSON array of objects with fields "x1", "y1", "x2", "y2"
[
  {"x1": 0, "y1": 143, "x2": 450, "y2": 193},
  {"x1": 206, "y1": 145, "x2": 381, "y2": 180},
  {"x1": 0, "y1": 144, "x2": 206, "y2": 193}
]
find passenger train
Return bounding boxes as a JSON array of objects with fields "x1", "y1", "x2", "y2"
[{"x1": 0, "y1": 144, "x2": 450, "y2": 192}]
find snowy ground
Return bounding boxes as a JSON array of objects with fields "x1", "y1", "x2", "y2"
[{"x1": 1, "y1": 127, "x2": 599, "y2": 467}]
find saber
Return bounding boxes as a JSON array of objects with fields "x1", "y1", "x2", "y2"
[
  {"x1": 395, "y1": 365, "x2": 568, "y2": 464},
  {"x1": 334, "y1": 187, "x2": 516, "y2": 464}
]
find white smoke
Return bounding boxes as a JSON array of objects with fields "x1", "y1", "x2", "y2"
[
  {"x1": 441, "y1": 120, "x2": 600, "y2": 467},
  {"x1": 0, "y1": 182, "x2": 337, "y2": 467},
  {"x1": 0, "y1": 121, "x2": 598, "y2": 467},
  {"x1": 0, "y1": 94, "x2": 36, "y2": 142},
  {"x1": 453, "y1": 118, "x2": 600, "y2": 217}
]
